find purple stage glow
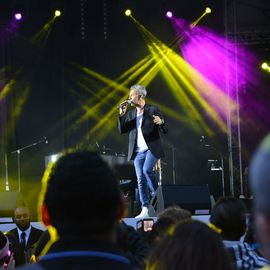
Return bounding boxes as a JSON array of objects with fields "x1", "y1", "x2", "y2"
[
  {"x1": 169, "y1": 17, "x2": 270, "y2": 151},
  {"x1": 170, "y1": 18, "x2": 259, "y2": 114},
  {"x1": 14, "y1": 13, "x2": 22, "y2": 20},
  {"x1": 166, "y1": 11, "x2": 173, "y2": 18}
]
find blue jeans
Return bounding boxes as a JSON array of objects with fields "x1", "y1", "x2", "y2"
[{"x1": 134, "y1": 150, "x2": 158, "y2": 207}]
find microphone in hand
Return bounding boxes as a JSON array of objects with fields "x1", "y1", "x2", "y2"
[{"x1": 117, "y1": 99, "x2": 132, "y2": 109}]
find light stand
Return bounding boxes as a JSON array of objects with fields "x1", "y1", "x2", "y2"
[
  {"x1": 220, "y1": 153, "x2": 225, "y2": 197},
  {"x1": 11, "y1": 137, "x2": 48, "y2": 192},
  {"x1": 163, "y1": 139, "x2": 177, "y2": 184}
]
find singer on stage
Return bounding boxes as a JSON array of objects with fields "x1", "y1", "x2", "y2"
[{"x1": 118, "y1": 84, "x2": 168, "y2": 218}]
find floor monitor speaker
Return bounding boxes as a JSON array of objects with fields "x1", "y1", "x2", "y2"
[{"x1": 162, "y1": 185, "x2": 211, "y2": 215}]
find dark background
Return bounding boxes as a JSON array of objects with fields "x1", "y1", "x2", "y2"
[{"x1": 0, "y1": 0, "x2": 270, "y2": 218}]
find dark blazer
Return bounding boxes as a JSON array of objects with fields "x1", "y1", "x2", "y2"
[
  {"x1": 6, "y1": 226, "x2": 44, "y2": 266},
  {"x1": 17, "y1": 238, "x2": 142, "y2": 270},
  {"x1": 118, "y1": 104, "x2": 168, "y2": 161}
]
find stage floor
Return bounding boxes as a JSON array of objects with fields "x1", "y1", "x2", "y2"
[{"x1": 0, "y1": 215, "x2": 210, "y2": 233}]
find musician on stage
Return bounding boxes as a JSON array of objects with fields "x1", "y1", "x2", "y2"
[{"x1": 118, "y1": 84, "x2": 168, "y2": 218}]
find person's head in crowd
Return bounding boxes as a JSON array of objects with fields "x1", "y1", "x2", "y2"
[
  {"x1": 250, "y1": 133, "x2": 270, "y2": 260},
  {"x1": 145, "y1": 217, "x2": 175, "y2": 247},
  {"x1": 210, "y1": 197, "x2": 247, "y2": 241},
  {"x1": 147, "y1": 220, "x2": 233, "y2": 270},
  {"x1": 158, "y1": 205, "x2": 192, "y2": 223},
  {"x1": 0, "y1": 231, "x2": 12, "y2": 268},
  {"x1": 13, "y1": 206, "x2": 31, "y2": 231},
  {"x1": 39, "y1": 150, "x2": 124, "y2": 238},
  {"x1": 146, "y1": 206, "x2": 192, "y2": 247}
]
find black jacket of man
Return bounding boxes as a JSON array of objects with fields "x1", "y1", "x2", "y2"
[
  {"x1": 17, "y1": 237, "x2": 142, "y2": 270},
  {"x1": 6, "y1": 226, "x2": 43, "y2": 266},
  {"x1": 118, "y1": 104, "x2": 168, "y2": 161}
]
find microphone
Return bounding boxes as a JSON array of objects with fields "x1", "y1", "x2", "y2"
[{"x1": 117, "y1": 99, "x2": 132, "y2": 109}]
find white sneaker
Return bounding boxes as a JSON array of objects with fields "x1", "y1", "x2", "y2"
[{"x1": 135, "y1": 207, "x2": 149, "y2": 218}]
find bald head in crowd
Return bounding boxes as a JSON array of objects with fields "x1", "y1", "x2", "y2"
[
  {"x1": 250, "y1": 133, "x2": 270, "y2": 260},
  {"x1": 14, "y1": 206, "x2": 31, "y2": 231}
]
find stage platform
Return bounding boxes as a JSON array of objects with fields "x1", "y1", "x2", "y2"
[{"x1": 0, "y1": 215, "x2": 210, "y2": 233}]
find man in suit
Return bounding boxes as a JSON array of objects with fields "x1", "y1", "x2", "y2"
[
  {"x1": 118, "y1": 84, "x2": 168, "y2": 218},
  {"x1": 17, "y1": 151, "x2": 142, "y2": 270},
  {"x1": 6, "y1": 206, "x2": 43, "y2": 266}
]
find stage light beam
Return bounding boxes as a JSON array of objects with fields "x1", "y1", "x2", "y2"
[
  {"x1": 125, "y1": 9, "x2": 131, "y2": 16},
  {"x1": 190, "y1": 7, "x2": 212, "y2": 29}
]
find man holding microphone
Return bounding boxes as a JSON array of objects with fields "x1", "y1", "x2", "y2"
[{"x1": 118, "y1": 85, "x2": 168, "y2": 218}]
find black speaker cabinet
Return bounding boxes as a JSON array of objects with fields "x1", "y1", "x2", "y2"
[
  {"x1": 0, "y1": 192, "x2": 26, "y2": 217},
  {"x1": 162, "y1": 185, "x2": 211, "y2": 215}
]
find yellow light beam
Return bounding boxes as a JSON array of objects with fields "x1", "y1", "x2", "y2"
[
  {"x1": 0, "y1": 79, "x2": 15, "y2": 101},
  {"x1": 68, "y1": 56, "x2": 156, "y2": 132},
  {"x1": 6, "y1": 84, "x2": 30, "y2": 139},
  {"x1": 31, "y1": 16, "x2": 57, "y2": 47},
  {"x1": 150, "y1": 46, "x2": 212, "y2": 134},
  {"x1": 62, "y1": 56, "x2": 154, "y2": 136},
  {"x1": 159, "y1": 44, "x2": 230, "y2": 132},
  {"x1": 190, "y1": 7, "x2": 212, "y2": 29},
  {"x1": 146, "y1": 33, "x2": 230, "y2": 134}
]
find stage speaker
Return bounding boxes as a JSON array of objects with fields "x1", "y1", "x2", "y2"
[
  {"x1": 162, "y1": 185, "x2": 211, "y2": 215},
  {"x1": 0, "y1": 192, "x2": 26, "y2": 217}
]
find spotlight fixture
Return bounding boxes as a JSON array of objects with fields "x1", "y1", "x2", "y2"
[
  {"x1": 50, "y1": 154, "x2": 59, "y2": 163},
  {"x1": 261, "y1": 62, "x2": 268, "y2": 69},
  {"x1": 125, "y1": 9, "x2": 131, "y2": 16},
  {"x1": 205, "y1": 7, "x2": 211, "y2": 14},
  {"x1": 54, "y1": 10, "x2": 61, "y2": 17},
  {"x1": 261, "y1": 62, "x2": 270, "y2": 74},
  {"x1": 14, "y1": 12, "x2": 22, "y2": 20},
  {"x1": 166, "y1": 11, "x2": 173, "y2": 18}
]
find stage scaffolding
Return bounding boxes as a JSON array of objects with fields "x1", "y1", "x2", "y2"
[{"x1": 223, "y1": 0, "x2": 270, "y2": 197}]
